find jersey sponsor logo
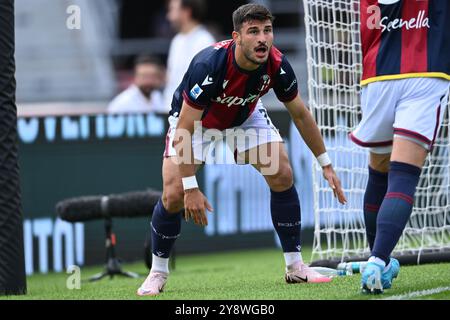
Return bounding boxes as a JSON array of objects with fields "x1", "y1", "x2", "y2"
[
  {"x1": 202, "y1": 75, "x2": 214, "y2": 86},
  {"x1": 190, "y1": 84, "x2": 203, "y2": 100},
  {"x1": 379, "y1": 9, "x2": 430, "y2": 33},
  {"x1": 214, "y1": 92, "x2": 259, "y2": 107}
]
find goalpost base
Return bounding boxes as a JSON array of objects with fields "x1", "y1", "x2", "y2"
[{"x1": 310, "y1": 249, "x2": 450, "y2": 269}]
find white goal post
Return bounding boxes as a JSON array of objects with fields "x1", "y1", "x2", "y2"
[{"x1": 302, "y1": 0, "x2": 450, "y2": 265}]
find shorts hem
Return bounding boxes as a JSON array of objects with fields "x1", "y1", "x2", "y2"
[
  {"x1": 393, "y1": 128, "x2": 431, "y2": 145},
  {"x1": 349, "y1": 132, "x2": 393, "y2": 147}
]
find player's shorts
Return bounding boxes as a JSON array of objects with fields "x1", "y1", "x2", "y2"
[
  {"x1": 163, "y1": 99, "x2": 283, "y2": 164},
  {"x1": 350, "y1": 78, "x2": 450, "y2": 153}
]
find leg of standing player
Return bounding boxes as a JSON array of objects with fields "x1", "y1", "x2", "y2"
[
  {"x1": 361, "y1": 139, "x2": 426, "y2": 293},
  {"x1": 371, "y1": 138, "x2": 428, "y2": 261},
  {"x1": 358, "y1": 78, "x2": 450, "y2": 294},
  {"x1": 241, "y1": 141, "x2": 331, "y2": 283},
  {"x1": 137, "y1": 157, "x2": 201, "y2": 296},
  {"x1": 361, "y1": 149, "x2": 405, "y2": 293},
  {"x1": 363, "y1": 152, "x2": 389, "y2": 253}
]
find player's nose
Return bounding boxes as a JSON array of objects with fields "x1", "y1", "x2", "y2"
[
  {"x1": 257, "y1": 39, "x2": 268, "y2": 47},
  {"x1": 259, "y1": 35, "x2": 270, "y2": 45}
]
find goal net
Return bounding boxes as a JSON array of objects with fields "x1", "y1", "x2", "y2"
[{"x1": 302, "y1": 0, "x2": 450, "y2": 264}]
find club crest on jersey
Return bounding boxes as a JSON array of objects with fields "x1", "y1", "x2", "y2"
[
  {"x1": 258, "y1": 74, "x2": 271, "y2": 92},
  {"x1": 190, "y1": 84, "x2": 203, "y2": 100}
]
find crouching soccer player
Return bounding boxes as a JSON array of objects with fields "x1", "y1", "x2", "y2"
[
  {"x1": 137, "y1": 3, "x2": 347, "y2": 296},
  {"x1": 351, "y1": 0, "x2": 450, "y2": 294}
]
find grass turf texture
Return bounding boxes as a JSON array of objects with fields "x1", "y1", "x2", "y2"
[{"x1": 2, "y1": 248, "x2": 449, "y2": 300}]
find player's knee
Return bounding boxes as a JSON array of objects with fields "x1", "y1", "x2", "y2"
[
  {"x1": 162, "y1": 189, "x2": 184, "y2": 213},
  {"x1": 268, "y1": 165, "x2": 294, "y2": 191}
]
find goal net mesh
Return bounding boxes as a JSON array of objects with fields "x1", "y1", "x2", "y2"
[{"x1": 302, "y1": 0, "x2": 450, "y2": 262}]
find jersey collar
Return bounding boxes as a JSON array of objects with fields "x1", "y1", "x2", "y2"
[{"x1": 231, "y1": 43, "x2": 264, "y2": 75}]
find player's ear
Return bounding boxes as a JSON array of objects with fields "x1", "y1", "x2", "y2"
[{"x1": 232, "y1": 30, "x2": 240, "y2": 43}]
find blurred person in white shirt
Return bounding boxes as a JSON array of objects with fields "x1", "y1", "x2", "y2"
[
  {"x1": 108, "y1": 56, "x2": 168, "y2": 114},
  {"x1": 163, "y1": 0, "x2": 216, "y2": 108}
]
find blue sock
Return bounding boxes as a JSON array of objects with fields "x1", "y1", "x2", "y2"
[
  {"x1": 151, "y1": 198, "x2": 182, "y2": 258},
  {"x1": 271, "y1": 185, "x2": 301, "y2": 253},
  {"x1": 372, "y1": 161, "x2": 421, "y2": 264},
  {"x1": 364, "y1": 166, "x2": 388, "y2": 251}
]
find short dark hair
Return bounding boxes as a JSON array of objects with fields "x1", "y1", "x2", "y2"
[
  {"x1": 232, "y1": 4, "x2": 274, "y2": 32},
  {"x1": 181, "y1": 0, "x2": 206, "y2": 23},
  {"x1": 134, "y1": 55, "x2": 163, "y2": 68}
]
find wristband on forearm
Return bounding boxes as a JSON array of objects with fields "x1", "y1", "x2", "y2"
[
  {"x1": 317, "y1": 152, "x2": 332, "y2": 167},
  {"x1": 182, "y1": 176, "x2": 199, "y2": 190}
]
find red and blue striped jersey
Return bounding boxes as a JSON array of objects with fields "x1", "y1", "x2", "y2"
[
  {"x1": 170, "y1": 39, "x2": 298, "y2": 130},
  {"x1": 360, "y1": 0, "x2": 450, "y2": 85}
]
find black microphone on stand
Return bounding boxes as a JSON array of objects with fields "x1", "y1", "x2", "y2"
[
  {"x1": 56, "y1": 190, "x2": 162, "y2": 222},
  {"x1": 55, "y1": 189, "x2": 162, "y2": 281}
]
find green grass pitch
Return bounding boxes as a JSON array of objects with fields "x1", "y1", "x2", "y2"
[{"x1": 2, "y1": 248, "x2": 449, "y2": 300}]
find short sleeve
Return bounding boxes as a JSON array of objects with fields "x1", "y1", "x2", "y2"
[
  {"x1": 273, "y1": 56, "x2": 299, "y2": 103},
  {"x1": 181, "y1": 62, "x2": 216, "y2": 110}
]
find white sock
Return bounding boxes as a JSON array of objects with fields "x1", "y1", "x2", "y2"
[
  {"x1": 284, "y1": 252, "x2": 303, "y2": 267},
  {"x1": 151, "y1": 254, "x2": 169, "y2": 274},
  {"x1": 369, "y1": 256, "x2": 386, "y2": 268}
]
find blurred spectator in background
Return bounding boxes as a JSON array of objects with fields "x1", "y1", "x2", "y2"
[
  {"x1": 108, "y1": 56, "x2": 168, "y2": 114},
  {"x1": 163, "y1": 0, "x2": 216, "y2": 108}
]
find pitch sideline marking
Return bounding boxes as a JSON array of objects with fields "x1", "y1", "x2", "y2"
[{"x1": 381, "y1": 286, "x2": 450, "y2": 300}]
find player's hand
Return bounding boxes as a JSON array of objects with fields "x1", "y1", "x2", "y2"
[
  {"x1": 322, "y1": 165, "x2": 347, "y2": 205},
  {"x1": 183, "y1": 188, "x2": 214, "y2": 226}
]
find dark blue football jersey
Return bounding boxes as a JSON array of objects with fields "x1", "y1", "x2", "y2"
[{"x1": 170, "y1": 39, "x2": 298, "y2": 130}]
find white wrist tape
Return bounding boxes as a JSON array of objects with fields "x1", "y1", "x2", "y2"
[
  {"x1": 317, "y1": 152, "x2": 332, "y2": 167},
  {"x1": 182, "y1": 176, "x2": 199, "y2": 190}
]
